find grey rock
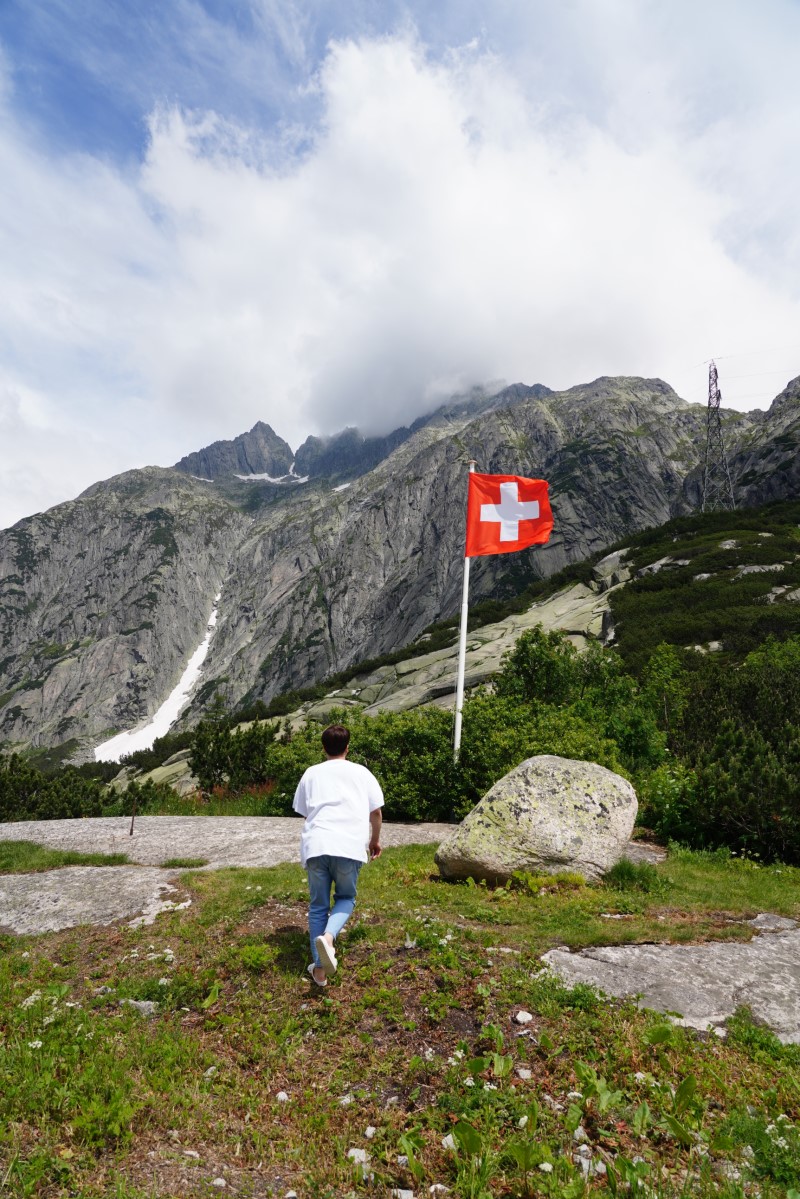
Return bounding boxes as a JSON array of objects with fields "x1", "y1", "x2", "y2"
[
  {"x1": 119, "y1": 999, "x2": 159, "y2": 1017},
  {"x1": 0, "y1": 864, "x2": 188, "y2": 935},
  {"x1": 174, "y1": 421, "x2": 294, "y2": 481},
  {"x1": 542, "y1": 925, "x2": 800, "y2": 1042},
  {"x1": 435, "y1": 755, "x2": 637, "y2": 883}
]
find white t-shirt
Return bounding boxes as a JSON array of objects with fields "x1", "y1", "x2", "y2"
[{"x1": 293, "y1": 758, "x2": 385, "y2": 867}]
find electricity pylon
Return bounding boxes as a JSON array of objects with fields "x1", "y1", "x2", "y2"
[{"x1": 701, "y1": 360, "x2": 736, "y2": 513}]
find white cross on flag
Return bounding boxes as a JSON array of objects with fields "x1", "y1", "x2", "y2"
[{"x1": 464, "y1": 472, "x2": 553, "y2": 557}]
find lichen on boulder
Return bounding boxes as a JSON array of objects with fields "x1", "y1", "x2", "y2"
[{"x1": 435, "y1": 754, "x2": 637, "y2": 884}]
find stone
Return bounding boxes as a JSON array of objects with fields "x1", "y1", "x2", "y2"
[
  {"x1": 441, "y1": 1134, "x2": 456, "y2": 1151},
  {"x1": 514, "y1": 1010, "x2": 534, "y2": 1025},
  {"x1": 435, "y1": 755, "x2": 637, "y2": 883},
  {"x1": 543, "y1": 922, "x2": 800, "y2": 1042},
  {"x1": 347, "y1": 1148, "x2": 368, "y2": 1164},
  {"x1": 275, "y1": 1091, "x2": 289, "y2": 1103},
  {"x1": 119, "y1": 999, "x2": 158, "y2": 1018}
]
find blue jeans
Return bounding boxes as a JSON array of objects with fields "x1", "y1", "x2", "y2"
[{"x1": 306, "y1": 855, "x2": 362, "y2": 967}]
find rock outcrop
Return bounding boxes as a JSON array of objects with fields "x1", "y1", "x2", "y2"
[
  {"x1": 173, "y1": 421, "x2": 294, "y2": 480},
  {"x1": 435, "y1": 755, "x2": 638, "y2": 883}
]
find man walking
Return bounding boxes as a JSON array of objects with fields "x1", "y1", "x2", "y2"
[{"x1": 293, "y1": 724, "x2": 384, "y2": 986}]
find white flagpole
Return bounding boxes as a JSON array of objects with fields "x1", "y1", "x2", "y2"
[{"x1": 453, "y1": 460, "x2": 476, "y2": 763}]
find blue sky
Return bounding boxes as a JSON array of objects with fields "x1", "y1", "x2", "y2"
[{"x1": 1, "y1": 0, "x2": 800, "y2": 528}]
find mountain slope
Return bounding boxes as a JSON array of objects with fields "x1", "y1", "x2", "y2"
[{"x1": 6, "y1": 372, "x2": 800, "y2": 756}]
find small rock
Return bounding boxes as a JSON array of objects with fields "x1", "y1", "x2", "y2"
[
  {"x1": 340, "y1": 1093, "x2": 354, "y2": 1106},
  {"x1": 347, "y1": 1148, "x2": 368, "y2": 1164},
  {"x1": 397, "y1": 1154, "x2": 409, "y2": 1166},
  {"x1": 119, "y1": 999, "x2": 158, "y2": 1018},
  {"x1": 183, "y1": 1150, "x2": 200, "y2": 1159},
  {"x1": 285, "y1": 1192, "x2": 298, "y2": 1199},
  {"x1": 93, "y1": 985, "x2": 113, "y2": 996},
  {"x1": 385, "y1": 1095, "x2": 400, "y2": 1107},
  {"x1": 211, "y1": 1179, "x2": 226, "y2": 1189},
  {"x1": 168, "y1": 1130, "x2": 180, "y2": 1141},
  {"x1": 593, "y1": 1162, "x2": 607, "y2": 1177},
  {"x1": 567, "y1": 1091, "x2": 582, "y2": 1100},
  {"x1": 518, "y1": 1116, "x2": 528, "y2": 1129},
  {"x1": 391, "y1": 1190, "x2": 414, "y2": 1199},
  {"x1": 204, "y1": 1066, "x2": 218, "y2": 1078},
  {"x1": 429, "y1": 1187, "x2": 450, "y2": 1195},
  {"x1": 516, "y1": 1067, "x2": 532, "y2": 1080},
  {"x1": 276, "y1": 1091, "x2": 289, "y2": 1103},
  {"x1": 365, "y1": 1126, "x2": 377, "y2": 1139},
  {"x1": 515, "y1": 1010, "x2": 533, "y2": 1025},
  {"x1": 441, "y1": 1134, "x2": 456, "y2": 1151},
  {"x1": 573, "y1": 1125, "x2": 589, "y2": 1144}
]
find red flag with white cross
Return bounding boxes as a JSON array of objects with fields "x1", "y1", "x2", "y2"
[{"x1": 464, "y1": 472, "x2": 553, "y2": 557}]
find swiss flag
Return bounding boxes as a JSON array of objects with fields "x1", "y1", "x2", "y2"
[{"x1": 465, "y1": 472, "x2": 553, "y2": 558}]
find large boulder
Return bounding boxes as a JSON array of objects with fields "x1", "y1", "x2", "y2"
[{"x1": 435, "y1": 755, "x2": 637, "y2": 883}]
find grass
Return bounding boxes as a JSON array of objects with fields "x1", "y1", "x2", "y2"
[
  {"x1": 160, "y1": 857, "x2": 210, "y2": 869},
  {"x1": 0, "y1": 844, "x2": 799, "y2": 1197},
  {"x1": 0, "y1": 840, "x2": 130, "y2": 874}
]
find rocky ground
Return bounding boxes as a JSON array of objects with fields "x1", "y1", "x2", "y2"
[{"x1": 2, "y1": 818, "x2": 799, "y2": 1044}]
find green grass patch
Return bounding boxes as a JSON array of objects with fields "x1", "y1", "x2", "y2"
[
  {"x1": 159, "y1": 856, "x2": 210, "y2": 869},
  {"x1": 0, "y1": 840, "x2": 130, "y2": 873}
]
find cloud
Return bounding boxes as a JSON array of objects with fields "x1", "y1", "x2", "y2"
[{"x1": 1, "y1": 7, "x2": 800, "y2": 528}]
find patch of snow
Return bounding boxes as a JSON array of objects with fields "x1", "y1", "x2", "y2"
[
  {"x1": 190, "y1": 476, "x2": 215, "y2": 483},
  {"x1": 234, "y1": 471, "x2": 290, "y2": 482},
  {"x1": 333, "y1": 482, "x2": 352, "y2": 492},
  {"x1": 94, "y1": 594, "x2": 221, "y2": 762}
]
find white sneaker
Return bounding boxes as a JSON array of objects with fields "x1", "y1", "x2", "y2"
[
  {"x1": 307, "y1": 963, "x2": 327, "y2": 986},
  {"x1": 315, "y1": 936, "x2": 338, "y2": 976}
]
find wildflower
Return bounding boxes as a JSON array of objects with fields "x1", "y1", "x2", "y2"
[
  {"x1": 464, "y1": 1077, "x2": 475, "y2": 1088},
  {"x1": 483, "y1": 1082, "x2": 498, "y2": 1091},
  {"x1": 20, "y1": 990, "x2": 42, "y2": 1009},
  {"x1": 538, "y1": 1163, "x2": 553, "y2": 1173},
  {"x1": 28, "y1": 1040, "x2": 43, "y2": 1049}
]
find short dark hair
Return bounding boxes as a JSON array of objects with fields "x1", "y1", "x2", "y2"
[{"x1": 321, "y1": 724, "x2": 350, "y2": 756}]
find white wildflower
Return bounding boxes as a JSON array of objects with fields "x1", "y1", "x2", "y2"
[
  {"x1": 20, "y1": 990, "x2": 42, "y2": 1009},
  {"x1": 538, "y1": 1163, "x2": 553, "y2": 1173},
  {"x1": 28, "y1": 1040, "x2": 43, "y2": 1049},
  {"x1": 464, "y1": 1077, "x2": 475, "y2": 1088},
  {"x1": 483, "y1": 1082, "x2": 498, "y2": 1091}
]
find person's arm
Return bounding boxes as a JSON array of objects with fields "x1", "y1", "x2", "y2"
[
  {"x1": 292, "y1": 772, "x2": 309, "y2": 817},
  {"x1": 369, "y1": 808, "x2": 382, "y2": 859}
]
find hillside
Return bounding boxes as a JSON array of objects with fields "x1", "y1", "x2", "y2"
[{"x1": 2, "y1": 373, "x2": 799, "y2": 760}]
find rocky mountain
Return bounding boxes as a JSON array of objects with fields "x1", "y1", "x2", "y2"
[
  {"x1": 173, "y1": 421, "x2": 294, "y2": 480},
  {"x1": 2, "y1": 373, "x2": 799, "y2": 757}
]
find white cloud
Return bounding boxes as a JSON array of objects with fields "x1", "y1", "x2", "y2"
[{"x1": 1, "y1": 13, "x2": 800, "y2": 529}]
